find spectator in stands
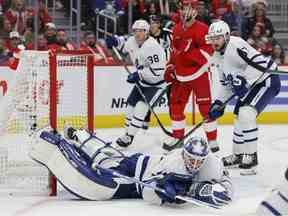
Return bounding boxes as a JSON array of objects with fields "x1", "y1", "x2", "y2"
[
  {"x1": 80, "y1": 31, "x2": 114, "y2": 64},
  {"x1": 5, "y1": 31, "x2": 22, "y2": 57},
  {"x1": 196, "y1": 0, "x2": 211, "y2": 25},
  {"x1": 23, "y1": 28, "x2": 33, "y2": 49},
  {"x1": 36, "y1": 34, "x2": 48, "y2": 50},
  {"x1": 0, "y1": 38, "x2": 9, "y2": 65},
  {"x1": 44, "y1": 22, "x2": 57, "y2": 45},
  {"x1": 222, "y1": 0, "x2": 244, "y2": 36},
  {"x1": 0, "y1": 0, "x2": 3, "y2": 15},
  {"x1": 4, "y1": 0, "x2": 34, "y2": 35},
  {"x1": 38, "y1": 0, "x2": 52, "y2": 32},
  {"x1": 48, "y1": 29, "x2": 75, "y2": 51},
  {"x1": 247, "y1": 22, "x2": 272, "y2": 56},
  {"x1": 271, "y1": 43, "x2": 288, "y2": 65},
  {"x1": 143, "y1": 1, "x2": 160, "y2": 21},
  {"x1": 0, "y1": 18, "x2": 13, "y2": 41},
  {"x1": 119, "y1": 0, "x2": 147, "y2": 34},
  {"x1": 243, "y1": 1, "x2": 274, "y2": 40},
  {"x1": 210, "y1": 0, "x2": 232, "y2": 20}
]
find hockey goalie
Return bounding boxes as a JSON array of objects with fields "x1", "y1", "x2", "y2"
[{"x1": 29, "y1": 127, "x2": 233, "y2": 207}]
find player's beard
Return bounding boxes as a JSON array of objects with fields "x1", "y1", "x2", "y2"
[
  {"x1": 46, "y1": 35, "x2": 56, "y2": 44},
  {"x1": 88, "y1": 42, "x2": 96, "y2": 48},
  {"x1": 57, "y1": 39, "x2": 67, "y2": 46},
  {"x1": 213, "y1": 40, "x2": 228, "y2": 53}
]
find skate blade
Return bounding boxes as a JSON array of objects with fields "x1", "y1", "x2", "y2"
[
  {"x1": 223, "y1": 164, "x2": 240, "y2": 169},
  {"x1": 240, "y1": 167, "x2": 257, "y2": 176}
]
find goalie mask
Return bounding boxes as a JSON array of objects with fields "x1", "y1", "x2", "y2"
[
  {"x1": 132, "y1": 19, "x2": 150, "y2": 45},
  {"x1": 205, "y1": 20, "x2": 230, "y2": 52},
  {"x1": 178, "y1": 0, "x2": 198, "y2": 23},
  {"x1": 182, "y1": 137, "x2": 209, "y2": 175}
]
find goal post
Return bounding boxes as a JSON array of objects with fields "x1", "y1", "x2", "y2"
[{"x1": 0, "y1": 50, "x2": 95, "y2": 196}]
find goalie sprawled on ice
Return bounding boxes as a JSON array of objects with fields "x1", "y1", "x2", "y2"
[{"x1": 30, "y1": 127, "x2": 233, "y2": 208}]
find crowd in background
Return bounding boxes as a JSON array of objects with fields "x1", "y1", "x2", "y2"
[{"x1": 0, "y1": 0, "x2": 287, "y2": 66}]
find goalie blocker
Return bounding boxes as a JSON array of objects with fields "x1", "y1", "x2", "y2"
[{"x1": 29, "y1": 127, "x2": 233, "y2": 207}]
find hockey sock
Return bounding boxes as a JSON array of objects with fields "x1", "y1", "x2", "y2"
[
  {"x1": 238, "y1": 106, "x2": 258, "y2": 154},
  {"x1": 232, "y1": 119, "x2": 244, "y2": 155},
  {"x1": 127, "y1": 101, "x2": 148, "y2": 137}
]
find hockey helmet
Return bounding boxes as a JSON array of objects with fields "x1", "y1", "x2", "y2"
[
  {"x1": 132, "y1": 19, "x2": 150, "y2": 34},
  {"x1": 206, "y1": 20, "x2": 231, "y2": 44},
  {"x1": 182, "y1": 136, "x2": 209, "y2": 174}
]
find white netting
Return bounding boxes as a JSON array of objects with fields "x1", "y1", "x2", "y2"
[{"x1": 0, "y1": 50, "x2": 92, "y2": 195}]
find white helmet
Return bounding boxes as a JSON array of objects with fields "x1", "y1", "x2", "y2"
[
  {"x1": 182, "y1": 136, "x2": 209, "y2": 175},
  {"x1": 132, "y1": 19, "x2": 150, "y2": 34},
  {"x1": 206, "y1": 20, "x2": 230, "y2": 44}
]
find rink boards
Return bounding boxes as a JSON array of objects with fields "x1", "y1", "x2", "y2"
[{"x1": 0, "y1": 65, "x2": 287, "y2": 128}]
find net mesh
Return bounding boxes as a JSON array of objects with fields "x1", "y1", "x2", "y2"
[{"x1": 0, "y1": 50, "x2": 92, "y2": 195}]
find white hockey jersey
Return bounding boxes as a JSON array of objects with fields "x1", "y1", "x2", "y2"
[
  {"x1": 143, "y1": 149, "x2": 227, "y2": 183},
  {"x1": 118, "y1": 36, "x2": 166, "y2": 87},
  {"x1": 211, "y1": 36, "x2": 277, "y2": 102},
  {"x1": 141, "y1": 149, "x2": 233, "y2": 204}
]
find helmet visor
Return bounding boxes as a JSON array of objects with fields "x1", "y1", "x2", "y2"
[
  {"x1": 183, "y1": 149, "x2": 205, "y2": 174},
  {"x1": 205, "y1": 34, "x2": 224, "y2": 44}
]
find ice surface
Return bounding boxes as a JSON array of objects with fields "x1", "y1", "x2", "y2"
[{"x1": 1, "y1": 125, "x2": 288, "y2": 216}]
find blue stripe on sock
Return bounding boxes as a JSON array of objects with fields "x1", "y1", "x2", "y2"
[
  {"x1": 243, "y1": 128, "x2": 258, "y2": 133},
  {"x1": 233, "y1": 139, "x2": 244, "y2": 144},
  {"x1": 244, "y1": 138, "x2": 258, "y2": 143},
  {"x1": 130, "y1": 123, "x2": 142, "y2": 129},
  {"x1": 233, "y1": 132, "x2": 243, "y2": 137}
]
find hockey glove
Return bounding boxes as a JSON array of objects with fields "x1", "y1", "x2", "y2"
[
  {"x1": 155, "y1": 173, "x2": 192, "y2": 204},
  {"x1": 232, "y1": 75, "x2": 248, "y2": 98},
  {"x1": 208, "y1": 100, "x2": 225, "y2": 120},
  {"x1": 187, "y1": 182, "x2": 232, "y2": 207},
  {"x1": 105, "y1": 35, "x2": 119, "y2": 49},
  {"x1": 164, "y1": 64, "x2": 176, "y2": 83},
  {"x1": 127, "y1": 72, "x2": 141, "y2": 84}
]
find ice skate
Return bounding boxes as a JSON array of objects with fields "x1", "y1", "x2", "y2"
[
  {"x1": 116, "y1": 134, "x2": 134, "y2": 147},
  {"x1": 240, "y1": 152, "x2": 258, "y2": 175},
  {"x1": 208, "y1": 140, "x2": 220, "y2": 153},
  {"x1": 162, "y1": 136, "x2": 183, "y2": 151},
  {"x1": 63, "y1": 125, "x2": 77, "y2": 140},
  {"x1": 222, "y1": 154, "x2": 243, "y2": 168}
]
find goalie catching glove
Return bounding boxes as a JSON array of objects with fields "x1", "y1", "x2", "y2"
[{"x1": 187, "y1": 181, "x2": 232, "y2": 207}]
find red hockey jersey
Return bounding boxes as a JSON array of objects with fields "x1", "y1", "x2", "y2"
[{"x1": 170, "y1": 20, "x2": 213, "y2": 82}]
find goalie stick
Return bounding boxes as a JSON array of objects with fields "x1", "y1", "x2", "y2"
[
  {"x1": 112, "y1": 46, "x2": 173, "y2": 137},
  {"x1": 60, "y1": 127, "x2": 224, "y2": 209},
  {"x1": 93, "y1": 163, "x2": 221, "y2": 209}
]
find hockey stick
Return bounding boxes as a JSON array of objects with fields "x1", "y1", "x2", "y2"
[
  {"x1": 170, "y1": 51, "x2": 280, "y2": 150},
  {"x1": 112, "y1": 46, "x2": 173, "y2": 137},
  {"x1": 167, "y1": 93, "x2": 237, "y2": 150},
  {"x1": 93, "y1": 163, "x2": 221, "y2": 209}
]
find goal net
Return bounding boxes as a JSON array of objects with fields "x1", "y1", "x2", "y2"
[{"x1": 0, "y1": 50, "x2": 94, "y2": 195}]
